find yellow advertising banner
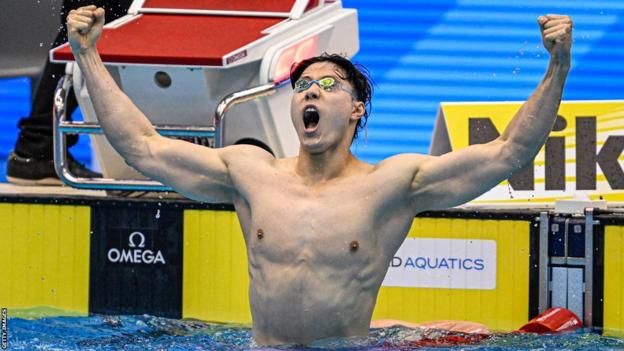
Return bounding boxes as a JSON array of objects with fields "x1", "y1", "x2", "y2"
[{"x1": 430, "y1": 100, "x2": 624, "y2": 204}]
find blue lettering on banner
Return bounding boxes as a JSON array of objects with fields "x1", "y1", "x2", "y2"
[
  {"x1": 448, "y1": 258, "x2": 457, "y2": 268},
  {"x1": 415, "y1": 257, "x2": 427, "y2": 269},
  {"x1": 438, "y1": 258, "x2": 449, "y2": 269},
  {"x1": 391, "y1": 256, "x2": 486, "y2": 271}
]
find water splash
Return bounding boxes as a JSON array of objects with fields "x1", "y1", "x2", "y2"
[{"x1": 6, "y1": 314, "x2": 624, "y2": 350}]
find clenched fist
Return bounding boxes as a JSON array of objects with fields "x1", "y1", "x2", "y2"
[
  {"x1": 67, "y1": 5, "x2": 105, "y2": 54},
  {"x1": 538, "y1": 14, "x2": 573, "y2": 64}
]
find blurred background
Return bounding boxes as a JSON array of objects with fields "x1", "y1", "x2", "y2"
[{"x1": 0, "y1": 0, "x2": 622, "y2": 182}]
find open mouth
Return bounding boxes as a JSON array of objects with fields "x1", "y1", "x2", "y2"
[{"x1": 303, "y1": 106, "x2": 320, "y2": 132}]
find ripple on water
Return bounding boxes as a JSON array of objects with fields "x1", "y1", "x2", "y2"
[{"x1": 6, "y1": 314, "x2": 624, "y2": 350}]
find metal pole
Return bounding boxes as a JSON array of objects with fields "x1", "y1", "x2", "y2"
[
  {"x1": 584, "y1": 208, "x2": 594, "y2": 327},
  {"x1": 538, "y1": 211, "x2": 550, "y2": 313}
]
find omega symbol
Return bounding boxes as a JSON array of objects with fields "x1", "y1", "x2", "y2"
[{"x1": 128, "y1": 231, "x2": 146, "y2": 248}]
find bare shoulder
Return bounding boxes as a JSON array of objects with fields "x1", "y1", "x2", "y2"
[
  {"x1": 218, "y1": 144, "x2": 277, "y2": 171},
  {"x1": 352, "y1": 153, "x2": 431, "y2": 198},
  {"x1": 374, "y1": 153, "x2": 433, "y2": 175},
  {"x1": 211, "y1": 144, "x2": 280, "y2": 203}
]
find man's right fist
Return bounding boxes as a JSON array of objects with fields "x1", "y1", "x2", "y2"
[{"x1": 67, "y1": 5, "x2": 105, "y2": 54}]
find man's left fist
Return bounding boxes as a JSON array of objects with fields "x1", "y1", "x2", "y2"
[{"x1": 538, "y1": 14, "x2": 573, "y2": 64}]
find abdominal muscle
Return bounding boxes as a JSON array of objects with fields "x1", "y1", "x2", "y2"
[{"x1": 248, "y1": 260, "x2": 379, "y2": 345}]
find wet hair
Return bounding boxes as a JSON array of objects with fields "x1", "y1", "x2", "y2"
[{"x1": 290, "y1": 53, "x2": 373, "y2": 142}]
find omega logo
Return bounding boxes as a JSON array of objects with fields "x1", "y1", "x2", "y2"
[
  {"x1": 128, "y1": 231, "x2": 146, "y2": 248},
  {"x1": 107, "y1": 231, "x2": 166, "y2": 265}
]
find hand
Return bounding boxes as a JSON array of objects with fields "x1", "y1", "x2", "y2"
[
  {"x1": 67, "y1": 5, "x2": 105, "y2": 54},
  {"x1": 538, "y1": 14, "x2": 573, "y2": 65}
]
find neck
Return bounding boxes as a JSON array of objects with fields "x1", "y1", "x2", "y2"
[{"x1": 295, "y1": 142, "x2": 355, "y2": 183}]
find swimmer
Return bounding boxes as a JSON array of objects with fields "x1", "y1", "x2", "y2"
[{"x1": 66, "y1": 7, "x2": 572, "y2": 346}]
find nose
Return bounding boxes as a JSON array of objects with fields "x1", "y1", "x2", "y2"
[{"x1": 304, "y1": 84, "x2": 320, "y2": 100}]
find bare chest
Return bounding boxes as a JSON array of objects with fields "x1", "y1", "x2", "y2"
[
  {"x1": 249, "y1": 193, "x2": 378, "y2": 264},
  {"x1": 238, "y1": 179, "x2": 392, "y2": 264}
]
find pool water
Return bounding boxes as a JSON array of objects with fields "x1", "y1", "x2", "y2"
[{"x1": 7, "y1": 313, "x2": 624, "y2": 350}]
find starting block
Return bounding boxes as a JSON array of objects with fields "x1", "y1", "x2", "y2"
[{"x1": 51, "y1": 0, "x2": 358, "y2": 190}]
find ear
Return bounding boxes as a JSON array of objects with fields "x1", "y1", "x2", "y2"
[{"x1": 350, "y1": 101, "x2": 365, "y2": 121}]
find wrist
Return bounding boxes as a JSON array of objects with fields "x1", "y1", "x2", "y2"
[
  {"x1": 74, "y1": 47, "x2": 103, "y2": 70},
  {"x1": 549, "y1": 54, "x2": 571, "y2": 70},
  {"x1": 75, "y1": 47, "x2": 98, "y2": 60}
]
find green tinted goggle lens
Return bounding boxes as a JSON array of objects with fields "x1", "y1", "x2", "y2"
[{"x1": 294, "y1": 77, "x2": 337, "y2": 93}]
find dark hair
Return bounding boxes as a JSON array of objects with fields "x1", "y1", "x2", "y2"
[{"x1": 290, "y1": 53, "x2": 373, "y2": 142}]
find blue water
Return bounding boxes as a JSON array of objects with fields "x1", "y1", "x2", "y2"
[{"x1": 6, "y1": 314, "x2": 624, "y2": 350}]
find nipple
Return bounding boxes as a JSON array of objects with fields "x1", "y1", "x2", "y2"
[
  {"x1": 349, "y1": 240, "x2": 359, "y2": 251},
  {"x1": 257, "y1": 229, "x2": 264, "y2": 239}
]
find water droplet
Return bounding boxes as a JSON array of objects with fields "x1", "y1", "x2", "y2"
[
  {"x1": 39, "y1": 42, "x2": 44, "y2": 47},
  {"x1": 155, "y1": 209, "x2": 161, "y2": 219}
]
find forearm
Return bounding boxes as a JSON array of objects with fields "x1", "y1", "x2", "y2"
[
  {"x1": 75, "y1": 48, "x2": 159, "y2": 161},
  {"x1": 499, "y1": 58, "x2": 570, "y2": 163}
]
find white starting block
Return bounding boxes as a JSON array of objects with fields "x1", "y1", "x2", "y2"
[{"x1": 50, "y1": 0, "x2": 358, "y2": 190}]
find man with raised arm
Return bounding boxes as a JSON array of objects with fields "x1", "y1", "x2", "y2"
[{"x1": 67, "y1": 6, "x2": 572, "y2": 346}]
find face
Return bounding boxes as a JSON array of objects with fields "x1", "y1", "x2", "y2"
[{"x1": 290, "y1": 62, "x2": 365, "y2": 154}]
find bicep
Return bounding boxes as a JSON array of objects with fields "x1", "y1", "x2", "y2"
[
  {"x1": 129, "y1": 136, "x2": 241, "y2": 203},
  {"x1": 410, "y1": 139, "x2": 518, "y2": 210}
]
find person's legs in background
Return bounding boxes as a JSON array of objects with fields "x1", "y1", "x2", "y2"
[{"x1": 7, "y1": 0, "x2": 132, "y2": 185}]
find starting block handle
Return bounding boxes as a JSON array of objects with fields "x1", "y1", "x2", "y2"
[
  {"x1": 53, "y1": 66, "x2": 288, "y2": 191},
  {"x1": 53, "y1": 73, "x2": 172, "y2": 191},
  {"x1": 214, "y1": 80, "x2": 285, "y2": 147}
]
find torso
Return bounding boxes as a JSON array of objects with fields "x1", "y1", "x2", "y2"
[{"x1": 227, "y1": 156, "x2": 419, "y2": 345}]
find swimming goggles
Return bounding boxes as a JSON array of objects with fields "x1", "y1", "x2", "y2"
[{"x1": 293, "y1": 76, "x2": 355, "y2": 97}]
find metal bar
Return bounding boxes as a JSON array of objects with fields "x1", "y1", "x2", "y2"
[
  {"x1": 54, "y1": 74, "x2": 172, "y2": 191},
  {"x1": 214, "y1": 82, "x2": 280, "y2": 147},
  {"x1": 539, "y1": 211, "x2": 550, "y2": 313},
  {"x1": 564, "y1": 217, "x2": 570, "y2": 264},
  {"x1": 584, "y1": 208, "x2": 594, "y2": 327},
  {"x1": 562, "y1": 257, "x2": 586, "y2": 266},
  {"x1": 550, "y1": 257, "x2": 567, "y2": 265},
  {"x1": 58, "y1": 121, "x2": 216, "y2": 137}
]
